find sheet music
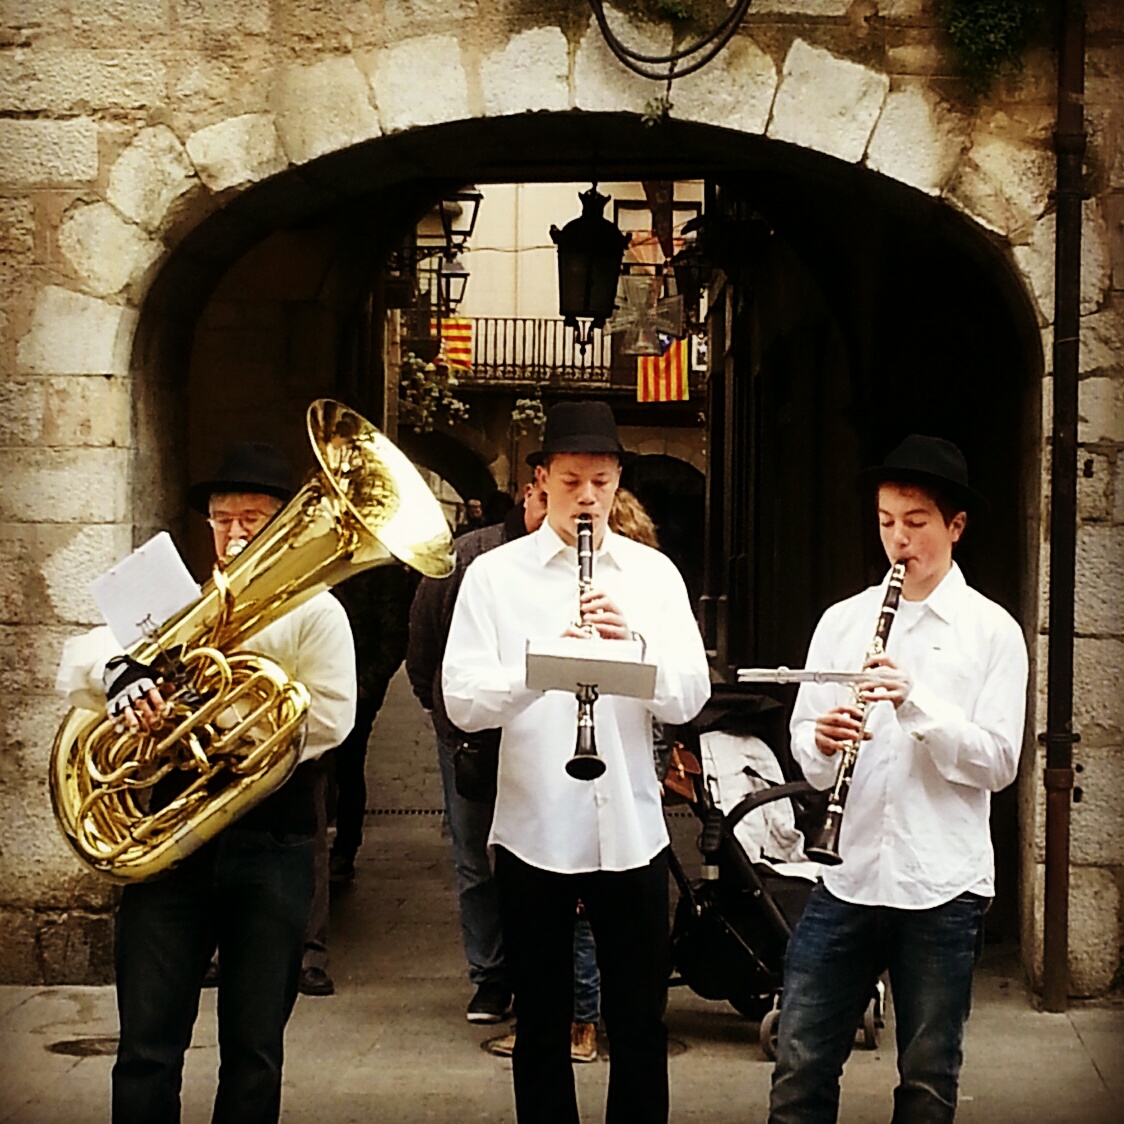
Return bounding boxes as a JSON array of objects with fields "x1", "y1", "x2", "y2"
[{"x1": 90, "y1": 531, "x2": 200, "y2": 648}]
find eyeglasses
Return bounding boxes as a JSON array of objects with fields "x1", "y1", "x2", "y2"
[{"x1": 207, "y1": 511, "x2": 275, "y2": 532}]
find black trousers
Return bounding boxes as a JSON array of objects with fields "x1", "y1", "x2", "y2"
[
  {"x1": 112, "y1": 828, "x2": 314, "y2": 1124},
  {"x1": 494, "y1": 846, "x2": 670, "y2": 1124},
  {"x1": 330, "y1": 682, "x2": 389, "y2": 862}
]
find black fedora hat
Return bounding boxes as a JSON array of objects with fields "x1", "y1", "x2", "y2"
[
  {"x1": 855, "y1": 434, "x2": 986, "y2": 514},
  {"x1": 187, "y1": 442, "x2": 296, "y2": 514},
  {"x1": 531, "y1": 400, "x2": 628, "y2": 462}
]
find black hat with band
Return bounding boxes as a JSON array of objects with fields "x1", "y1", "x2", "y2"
[
  {"x1": 188, "y1": 442, "x2": 296, "y2": 514},
  {"x1": 855, "y1": 434, "x2": 986, "y2": 514}
]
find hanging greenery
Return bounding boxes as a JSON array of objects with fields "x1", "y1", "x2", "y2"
[
  {"x1": 936, "y1": 0, "x2": 1048, "y2": 94},
  {"x1": 650, "y1": 0, "x2": 694, "y2": 20},
  {"x1": 398, "y1": 352, "x2": 470, "y2": 433},
  {"x1": 510, "y1": 396, "x2": 547, "y2": 439}
]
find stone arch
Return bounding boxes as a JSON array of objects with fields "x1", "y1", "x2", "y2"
[{"x1": 12, "y1": 17, "x2": 1119, "y2": 989}]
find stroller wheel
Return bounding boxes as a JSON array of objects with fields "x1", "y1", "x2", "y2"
[
  {"x1": 728, "y1": 991, "x2": 771, "y2": 1021},
  {"x1": 759, "y1": 1007, "x2": 781, "y2": 1061}
]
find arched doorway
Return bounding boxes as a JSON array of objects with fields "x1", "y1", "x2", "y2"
[{"x1": 132, "y1": 110, "x2": 1041, "y2": 949}]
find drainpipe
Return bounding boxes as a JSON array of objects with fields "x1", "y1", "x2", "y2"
[{"x1": 1041, "y1": 0, "x2": 1086, "y2": 1014}]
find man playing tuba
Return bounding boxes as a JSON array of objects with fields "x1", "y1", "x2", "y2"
[{"x1": 56, "y1": 441, "x2": 356, "y2": 1124}]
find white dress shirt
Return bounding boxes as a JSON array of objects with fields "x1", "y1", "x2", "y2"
[
  {"x1": 56, "y1": 591, "x2": 356, "y2": 763},
  {"x1": 442, "y1": 521, "x2": 711, "y2": 874},
  {"x1": 791, "y1": 563, "x2": 1028, "y2": 908}
]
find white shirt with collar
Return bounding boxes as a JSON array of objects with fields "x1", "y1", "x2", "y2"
[
  {"x1": 790, "y1": 562, "x2": 1028, "y2": 909},
  {"x1": 56, "y1": 591, "x2": 356, "y2": 763},
  {"x1": 442, "y1": 520, "x2": 711, "y2": 874}
]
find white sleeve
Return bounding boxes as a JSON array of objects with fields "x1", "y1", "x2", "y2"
[
  {"x1": 641, "y1": 559, "x2": 711, "y2": 726},
  {"x1": 789, "y1": 608, "x2": 849, "y2": 791},
  {"x1": 895, "y1": 614, "x2": 1028, "y2": 791},
  {"x1": 292, "y1": 596, "x2": 357, "y2": 762},
  {"x1": 55, "y1": 626, "x2": 121, "y2": 713},
  {"x1": 442, "y1": 561, "x2": 542, "y2": 733}
]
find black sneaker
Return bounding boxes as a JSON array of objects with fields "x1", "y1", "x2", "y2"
[
  {"x1": 299, "y1": 966, "x2": 335, "y2": 997},
  {"x1": 329, "y1": 852, "x2": 356, "y2": 885},
  {"x1": 466, "y1": 982, "x2": 511, "y2": 1024}
]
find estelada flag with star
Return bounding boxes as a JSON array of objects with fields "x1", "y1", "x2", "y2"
[{"x1": 636, "y1": 333, "x2": 688, "y2": 402}]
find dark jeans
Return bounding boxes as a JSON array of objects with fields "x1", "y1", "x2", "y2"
[
  {"x1": 330, "y1": 688, "x2": 386, "y2": 863},
  {"x1": 495, "y1": 846, "x2": 670, "y2": 1124},
  {"x1": 436, "y1": 732, "x2": 506, "y2": 988},
  {"x1": 769, "y1": 884, "x2": 988, "y2": 1124},
  {"x1": 112, "y1": 827, "x2": 315, "y2": 1124}
]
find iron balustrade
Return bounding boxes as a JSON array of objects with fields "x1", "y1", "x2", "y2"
[{"x1": 456, "y1": 317, "x2": 613, "y2": 385}]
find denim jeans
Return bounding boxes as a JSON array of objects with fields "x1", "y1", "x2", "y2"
[
  {"x1": 573, "y1": 914, "x2": 600, "y2": 1023},
  {"x1": 768, "y1": 884, "x2": 987, "y2": 1124},
  {"x1": 435, "y1": 732, "x2": 506, "y2": 988},
  {"x1": 112, "y1": 827, "x2": 315, "y2": 1124}
]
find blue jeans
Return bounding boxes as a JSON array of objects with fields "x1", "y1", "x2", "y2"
[
  {"x1": 573, "y1": 914, "x2": 600, "y2": 1023},
  {"x1": 769, "y1": 885, "x2": 987, "y2": 1124},
  {"x1": 435, "y1": 732, "x2": 506, "y2": 988},
  {"x1": 112, "y1": 827, "x2": 314, "y2": 1124}
]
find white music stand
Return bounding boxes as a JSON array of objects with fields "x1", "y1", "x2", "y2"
[{"x1": 526, "y1": 637, "x2": 656, "y2": 700}]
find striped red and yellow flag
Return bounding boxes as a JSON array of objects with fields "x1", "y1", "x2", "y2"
[
  {"x1": 636, "y1": 335, "x2": 689, "y2": 402},
  {"x1": 432, "y1": 317, "x2": 473, "y2": 370}
]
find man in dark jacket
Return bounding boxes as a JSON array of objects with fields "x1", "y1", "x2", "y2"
[{"x1": 406, "y1": 479, "x2": 548, "y2": 1023}]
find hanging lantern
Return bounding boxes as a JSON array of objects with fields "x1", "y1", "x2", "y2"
[{"x1": 550, "y1": 185, "x2": 630, "y2": 351}]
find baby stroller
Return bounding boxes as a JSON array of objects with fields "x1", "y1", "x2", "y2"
[{"x1": 665, "y1": 686, "x2": 885, "y2": 1059}]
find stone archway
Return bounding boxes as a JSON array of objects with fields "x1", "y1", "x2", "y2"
[{"x1": 5, "y1": 12, "x2": 1119, "y2": 991}]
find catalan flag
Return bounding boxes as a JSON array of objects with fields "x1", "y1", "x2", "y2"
[
  {"x1": 636, "y1": 333, "x2": 689, "y2": 402},
  {"x1": 432, "y1": 317, "x2": 473, "y2": 370}
]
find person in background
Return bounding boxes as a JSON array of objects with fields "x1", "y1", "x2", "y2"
[
  {"x1": 297, "y1": 564, "x2": 420, "y2": 998},
  {"x1": 407, "y1": 478, "x2": 549, "y2": 1024},
  {"x1": 455, "y1": 497, "x2": 486, "y2": 537}
]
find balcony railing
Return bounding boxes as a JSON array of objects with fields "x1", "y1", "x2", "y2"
[{"x1": 458, "y1": 317, "x2": 613, "y2": 386}]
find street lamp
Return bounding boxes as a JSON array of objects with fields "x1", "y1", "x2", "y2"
[
  {"x1": 550, "y1": 185, "x2": 630, "y2": 352},
  {"x1": 439, "y1": 187, "x2": 484, "y2": 257},
  {"x1": 438, "y1": 253, "x2": 470, "y2": 314}
]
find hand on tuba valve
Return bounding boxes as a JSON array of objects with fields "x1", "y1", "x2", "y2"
[{"x1": 50, "y1": 400, "x2": 454, "y2": 883}]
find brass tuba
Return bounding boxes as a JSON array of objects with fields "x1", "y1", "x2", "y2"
[{"x1": 50, "y1": 400, "x2": 454, "y2": 883}]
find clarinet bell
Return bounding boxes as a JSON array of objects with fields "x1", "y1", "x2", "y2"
[
  {"x1": 565, "y1": 752, "x2": 606, "y2": 781},
  {"x1": 566, "y1": 683, "x2": 605, "y2": 780}
]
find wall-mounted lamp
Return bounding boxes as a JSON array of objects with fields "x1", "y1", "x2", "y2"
[
  {"x1": 439, "y1": 187, "x2": 484, "y2": 257},
  {"x1": 438, "y1": 254, "x2": 470, "y2": 313}
]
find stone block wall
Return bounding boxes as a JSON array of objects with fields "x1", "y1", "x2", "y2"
[{"x1": 0, "y1": 0, "x2": 1119, "y2": 990}]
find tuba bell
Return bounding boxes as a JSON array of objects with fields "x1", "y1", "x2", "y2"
[{"x1": 50, "y1": 399, "x2": 454, "y2": 883}]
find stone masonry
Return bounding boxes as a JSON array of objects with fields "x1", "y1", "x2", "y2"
[{"x1": 0, "y1": 1, "x2": 1121, "y2": 993}]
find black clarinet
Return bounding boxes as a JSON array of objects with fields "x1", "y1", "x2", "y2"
[
  {"x1": 805, "y1": 560, "x2": 908, "y2": 865},
  {"x1": 565, "y1": 514, "x2": 607, "y2": 780}
]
